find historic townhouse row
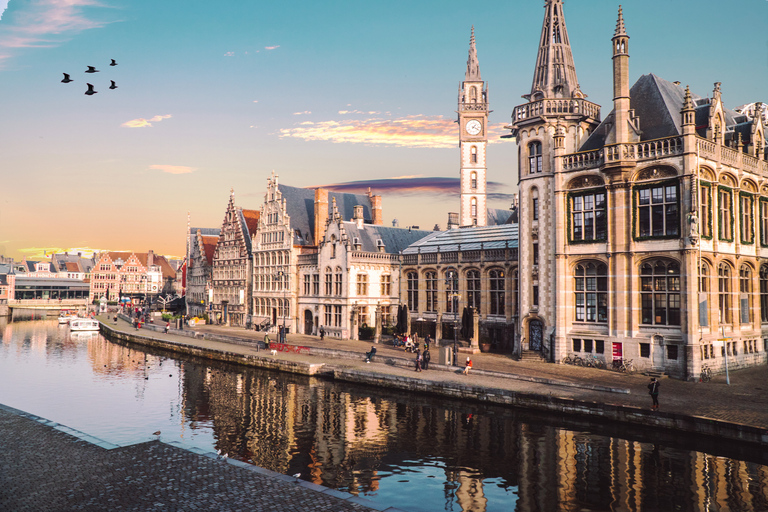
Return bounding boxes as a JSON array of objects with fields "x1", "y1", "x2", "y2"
[
  {"x1": 90, "y1": 250, "x2": 176, "y2": 304},
  {"x1": 510, "y1": 1, "x2": 767, "y2": 379}
]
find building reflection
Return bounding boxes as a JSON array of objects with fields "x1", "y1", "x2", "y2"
[{"x1": 169, "y1": 362, "x2": 768, "y2": 512}]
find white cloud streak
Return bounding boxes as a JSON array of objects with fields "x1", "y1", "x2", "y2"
[
  {"x1": 149, "y1": 164, "x2": 196, "y2": 175},
  {"x1": 121, "y1": 114, "x2": 172, "y2": 128}
]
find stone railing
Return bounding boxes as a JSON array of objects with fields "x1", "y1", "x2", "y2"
[
  {"x1": 296, "y1": 253, "x2": 318, "y2": 266},
  {"x1": 604, "y1": 137, "x2": 683, "y2": 164},
  {"x1": 511, "y1": 98, "x2": 601, "y2": 123},
  {"x1": 350, "y1": 251, "x2": 399, "y2": 263},
  {"x1": 697, "y1": 139, "x2": 717, "y2": 158},
  {"x1": 562, "y1": 148, "x2": 603, "y2": 171},
  {"x1": 743, "y1": 154, "x2": 760, "y2": 173},
  {"x1": 460, "y1": 102, "x2": 488, "y2": 111},
  {"x1": 440, "y1": 252, "x2": 458, "y2": 263}
]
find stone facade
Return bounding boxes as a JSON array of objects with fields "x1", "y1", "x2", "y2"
[
  {"x1": 511, "y1": 2, "x2": 768, "y2": 379},
  {"x1": 186, "y1": 229, "x2": 219, "y2": 318},
  {"x1": 90, "y1": 250, "x2": 171, "y2": 304}
]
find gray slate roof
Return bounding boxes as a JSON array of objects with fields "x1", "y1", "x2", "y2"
[
  {"x1": 340, "y1": 222, "x2": 433, "y2": 254},
  {"x1": 487, "y1": 208, "x2": 515, "y2": 226},
  {"x1": 278, "y1": 185, "x2": 373, "y2": 245},
  {"x1": 189, "y1": 227, "x2": 221, "y2": 237},
  {"x1": 403, "y1": 224, "x2": 519, "y2": 254}
]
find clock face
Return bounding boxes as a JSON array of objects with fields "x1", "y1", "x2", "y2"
[{"x1": 465, "y1": 119, "x2": 482, "y2": 136}]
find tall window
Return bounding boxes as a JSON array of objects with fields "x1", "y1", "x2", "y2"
[
  {"x1": 760, "y1": 199, "x2": 768, "y2": 246},
  {"x1": 470, "y1": 197, "x2": 477, "y2": 218},
  {"x1": 528, "y1": 141, "x2": 542, "y2": 174},
  {"x1": 312, "y1": 274, "x2": 319, "y2": 295},
  {"x1": 407, "y1": 271, "x2": 419, "y2": 311},
  {"x1": 356, "y1": 274, "x2": 368, "y2": 296},
  {"x1": 636, "y1": 183, "x2": 679, "y2": 238},
  {"x1": 466, "y1": 270, "x2": 481, "y2": 314},
  {"x1": 640, "y1": 260, "x2": 681, "y2": 325},
  {"x1": 470, "y1": 171, "x2": 477, "y2": 189},
  {"x1": 532, "y1": 188, "x2": 539, "y2": 221},
  {"x1": 380, "y1": 274, "x2": 391, "y2": 296},
  {"x1": 324, "y1": 304, "x2": 332, "y2": 326},
  {"x1": 333, "y1": 305, "x2": 342, "y2": 327},
  {"x1": 740, "y1": 265, "x2": 752, "y2": 324},
  {"x1": 699, "y1": 262, "x2": 709, "y2": 327},
  {"x1": 324, "y1": 268, "x2": 333, "y2": 295},
  {"x1": 425, "y1": 271, "x2": 437, "y2": 312},
  {"x1": 718, "y1": 263, "x2": 732, "y2": 324},
  {"x1": 470, "y1": 146, "x2": 478, "y2": 164},
  {"x1": 571, "y1": 190, "x2": 607, "y2": 242},
  {"x1": 489, "y1": 269, "x2": 505, "y2": 316},
  {"x1": 445, "y1": 271, "x2": 458, "y2": 313},
  {"x1": 532, "y1": 242, "x2": 539, "y2": 266},
  {"x1": 719, "y1": 187, "x2": 733, "y2": 241},
  {"x1": 574, "y1": 262, "x2": 608, "y2": 322},
  {"x1": 700, "y1": 183, "x2": 712, "y2": 238},
  {"x1": 334, "y1": 268, "x2": 343, "y2": 296},
  {"x1": 760, "y1": 265, "x2": 768, "y2": 323},
  {"x1": 740, "y1": 193, "x2": 755, "y2": 243}
]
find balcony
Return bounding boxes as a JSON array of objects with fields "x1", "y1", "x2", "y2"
[{"x1": 512, "y1": 98, "x2": 601, "y2": 124}]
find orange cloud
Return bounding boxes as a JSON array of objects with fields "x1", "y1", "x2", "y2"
[
  {"x1": 149, "y1": 165, "x2": 196, "y2": 175},
  {"x1": 122, "y1": 114, "x2": 172, "y2": 128},
  {"x1": 279, "y1": 115, "x2": 510, "y2": 149}
]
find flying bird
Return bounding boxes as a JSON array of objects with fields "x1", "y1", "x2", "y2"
[
  {"x1": 61, "y1": 73, "x2": 73, "y2": 83},
  {"x1": 110, "y1": 59, "x2": 117, "y2": 66},
  {"x1": 109, "y1": 80, "x2": 118, "y2": 90},
  {"x1": 85, "y1": 66, "x2": 99, "y2": 73},
  {"x1": 85, "y1": 83, "x2": 97, "y2": 95},
  {"x1": 152, "y1": 430, "x2": 161, "y2": 436}
]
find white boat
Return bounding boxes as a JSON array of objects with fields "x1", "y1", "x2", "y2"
[
  {"x1": 69, "y1": 318, "x2": 100, "y2": 332},
  {"x1": 58, "y1": 312, "x2": 77, "y2": 324}
]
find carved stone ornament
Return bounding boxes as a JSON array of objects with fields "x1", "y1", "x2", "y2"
[
  {"x1": 531, "y1": 226, "x2": 539, "y2": 239},
  {"x1": 635, "y1": 166, "x2": 677, "y2": 181},
  {"x1": 567, "y1": 174, "x2": 605, "y2": 190}
]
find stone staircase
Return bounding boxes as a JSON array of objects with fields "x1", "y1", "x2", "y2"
[
  {"x1": 645, "y1": 368, "x2": 667, "y2": 379},
  {"x1": 519, "y1": 350, "x2": 547, "y2": 363}
]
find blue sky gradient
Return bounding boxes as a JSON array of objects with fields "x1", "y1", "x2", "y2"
[{"x1": 0, "y1": 0, "x2": 765, "y2": 259}]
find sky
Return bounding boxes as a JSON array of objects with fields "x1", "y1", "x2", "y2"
[{"x1": 0, "y1": 0, "x2": 766, "y2": 261}]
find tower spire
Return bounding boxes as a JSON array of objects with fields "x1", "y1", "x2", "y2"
[
  {"x1": 529, "y1": 0, "x2": 581, "y2": 99},
  {"x1": 466, "y1": 25, "x2": 481, "y2": 81}
]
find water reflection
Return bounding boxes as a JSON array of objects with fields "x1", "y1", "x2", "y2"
[{"x1": 0, "y1": 317, "x2": 767, "y2": 512}]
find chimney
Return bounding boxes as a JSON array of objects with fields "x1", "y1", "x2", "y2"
[
  {"x1": 371, "y1": 194, "x2": 383, "y2": 225},
  {"x1": 353, "y1": 205, "x2": 365, "y2": 228},
  {"x1": 314, "y1": 188, "x2": 329, "y2": 245},
  {"x1": 147, "y1": 250, "x2": 154, "y2": 267},
  {"x1": 376, "y1": 239, "x2": 386, "y2": 253},
  {"x1": 447, "y1": 212, "x2": 459, "y2": 229}
]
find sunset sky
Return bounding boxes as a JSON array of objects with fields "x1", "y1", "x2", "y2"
[{"x1": 0, "y1": 0, "x2": 765, "y2": 261}]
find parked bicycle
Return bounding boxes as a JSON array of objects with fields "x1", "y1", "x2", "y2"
[
  {"x1": 700, "y1": 364, "x2": 713, "y2": 382},
  {"x1": 583, "y1": 354, "x2": 605, "y2": 369},
  {"x1": 612, "y1": 358, "x2": 636, "y2": 374},
  {"x1": 562, "y1": 353, "x2": 584, "y2": 366}
]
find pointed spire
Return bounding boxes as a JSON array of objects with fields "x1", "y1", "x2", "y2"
[
  {"x1": 682, "y1": 85, "x2": 694, "y2": 111},
  {"x1": 466, "y1": 26, "x2": 481, "y2": 81},
  {"x1": 529, "y1": 0, "x2": 580, "y2": 99},
  {"x1": 614, "y1": 5, "x2": 626, "y2": 37}
]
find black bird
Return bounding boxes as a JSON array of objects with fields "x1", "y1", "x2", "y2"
[
  {"x1": 85, "y1": 66, "x2": 99, "y2": 73},
  {"x1": 110, "y1": 59, "x2": 117, "y2": 66},
  {"x1": 61, "y1": 73, "x2": 73, "y2": 83},
  {"x1": 109, "y1": 80, "x2": 117, "y2": 90},
  {"x1": 85, "y1": 83, "x2": 97, "y2": 95}
]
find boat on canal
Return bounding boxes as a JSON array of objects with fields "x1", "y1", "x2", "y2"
[
  {"x1": 58, "y1": 311, "x2": 78, "y2": 324},
  {"x1": 69, "y1": 318, "x2": 100, "y2": 332}
]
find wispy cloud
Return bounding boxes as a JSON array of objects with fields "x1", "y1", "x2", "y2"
[
  {"x1": 0, "y1": 0, "x2": 114, "y2": 63},
  {"x1": 224, "y1": 51, "x2": 234, "y2": 57},
  {"x1": 280, "y1": 114, "x2": 515, "y2": 149},
  {"x1": 312, "y1": 176, "x2": 512, "y2": 198},
  {"x1": 292, "y1": 111, "x2": 311, "y2": 116},
  {"x1": 121, "y1": 114, "x2": 172, "y2": 128},
  {"x1": 149, "y1": 164, "x2": 196, "y2": 175},
  {"x1": 264, "y1": 45, "x2": 279, "y2": 50},
  {"x1": 18, "y1": 246, "x2": 101, "y2": 259}
]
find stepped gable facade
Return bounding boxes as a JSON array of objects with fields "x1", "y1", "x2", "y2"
[
  {"x1": 297, "y1": 199, "x2": 431, "y2": 339},
  {"x1": 510, "y1": 2, "x2": 767, "y2": 378},
  {"x1": 186, "y1": 228, "x2": 220, "y2": 318}
]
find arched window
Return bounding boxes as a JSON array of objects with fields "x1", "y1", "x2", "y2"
[
  {"x1": 719, "y1": 187, "x2": 733, "y2": 241},
  {"x1": 760, "y1": 265, "x2": 768, "y2": 323},
  {"x1": 718, "y1": 263, "x2": 732, "y2": 324},
  {"x1": 470, "y1": 86, "x2": 477, "y2": 103},
  {"x1": 470, "y1": 197, "x2": 478, "y2": 218},
  {"x1": 699, "y1": 262, "x2": 710, "y2": 327},
  {"x1": 324, "y1": 267, "x2": 333, "y2": 296},
  {"x1": 466, "y1": 270, "x2": 481, "y2": 314},
  {"x1": 641, "y1": 260, "x2": 681, "y2": 325},
  {"x1": 489, "y1": 269, "x2": 505, "y2": 316},
  {"x1": 407, "y1": 271, "x2": 419, "y2": 312},
  {"x1": 334, "y1": 267, "x2": 343, "y2": 296},
  {"x1": 445, "y1": 270, "x2": 458, "y2": 313},
  {"x1": 574, "y1": 262, "x2": 608, "y2": 322},
  {"x1": 636, "y1": 182, "x2": 679, "y2": 239},
  {"x1": 470, "y1": 171, "x2": 477, "y2": 189},
  {"x1": 425, "y1": 271, "x2": 438, "y2": 312},
  {"x1": 470, "y1": 146, "x2": 478, "y2": 164},
  {"x1": 528, "y1": 141, "x2": 542, "y2": 174},
  {"x1": 739, "y1": 265, "x2": 752, "y2": 324}
]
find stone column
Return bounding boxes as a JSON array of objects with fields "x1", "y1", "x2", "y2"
[
  {"x1": 470, "y1": 307, "x2": 480, "y2": 352},
  {"x1": 351, "y1": 305, "x2": 359, "y2": 340},
  {"x1": 374, "y1": 304, "x2": 382, "y2": 344}
]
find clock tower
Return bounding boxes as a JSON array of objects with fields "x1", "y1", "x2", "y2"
[{"x1": 458, "y1": 26, "x2": 488, "y2": 227}]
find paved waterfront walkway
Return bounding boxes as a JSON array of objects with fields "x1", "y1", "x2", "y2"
[
  {"x1": 0, "y1": 404, "x2": 394, "y2": 512},
  {"x1": 106, "y1": 315, "x2": 768, "y2": 430}
]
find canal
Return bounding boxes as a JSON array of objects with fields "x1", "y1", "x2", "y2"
[{"x1": 1, "y1": 318, "x2": 766, "y2": 511}]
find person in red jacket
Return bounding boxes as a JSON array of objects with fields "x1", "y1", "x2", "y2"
[{"x1": 463, "y1": 357, "x2": 472, "y2": 375}]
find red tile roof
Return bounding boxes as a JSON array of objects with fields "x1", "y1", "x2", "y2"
[{"x1": 242, "y1": 209, "x2": 260, "y2": 237}]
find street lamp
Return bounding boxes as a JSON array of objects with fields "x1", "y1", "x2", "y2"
[
  {"x1": 445, "y1": 270, "x2": 460, "y2": 366},
  {"x1": 276, "y1": 269, "x2": 287, "y2": 343}
]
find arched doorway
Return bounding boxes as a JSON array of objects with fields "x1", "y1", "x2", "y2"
[
  {"x1": 304, "y1": 310, "x2": 313, "y2": 335},
  {"x1": 529, "y1": 320, "x2": 543, "y2": 352}
]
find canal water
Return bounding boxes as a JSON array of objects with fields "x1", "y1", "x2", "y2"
[{"x1": 1, "y1": 318, "x2": 767, "y2": 512}]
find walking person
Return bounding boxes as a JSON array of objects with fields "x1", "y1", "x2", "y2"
[
  {"x1": 415, "y1": 349, "x2": 422, "y2": 372},
  {"x1": 648, "y1": 377, "x2": 660, "y2": 410},
  {"x1": 319, "y1": 327, "x2": 325, "y2": 340},
  {"x1": 463, "y1": 357, "x2": 472, "y2": 375},
  {"x1": 422, "y1": 347, "x2": 431, "y2": 370}
]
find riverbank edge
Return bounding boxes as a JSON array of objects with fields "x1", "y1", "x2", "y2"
[
  {"x1": 0, "y1": 403, "x2": 405, "y2": 512},
  {"x1": 99, "y1": 322, "x2": 768, "y2": 447}
]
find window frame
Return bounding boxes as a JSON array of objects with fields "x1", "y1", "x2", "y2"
[
  {"x1": 528, "y1": 141, "x2": 542, "y2": 174},
  {"x1": 568, "y1": 188, "x2": 608, "y2": 243},
  {"x1": 640, "y1": 259, "x2": 681, "y2": 326},
  {"x1": 718, "y1": 185, "x2": 734, "y2": 242},
  {"x1": 574, "y1": 262, "x2": 608, "y2": 323},
  {"x1": 700, "y1": 181, "x2": 713, "y2": 239},
  {"x1": 633, "y1": 179, "x2": 680, "y2": 241},
  {"x1": 739, "y1": 191, "x2": 755, "y2": 244}
]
